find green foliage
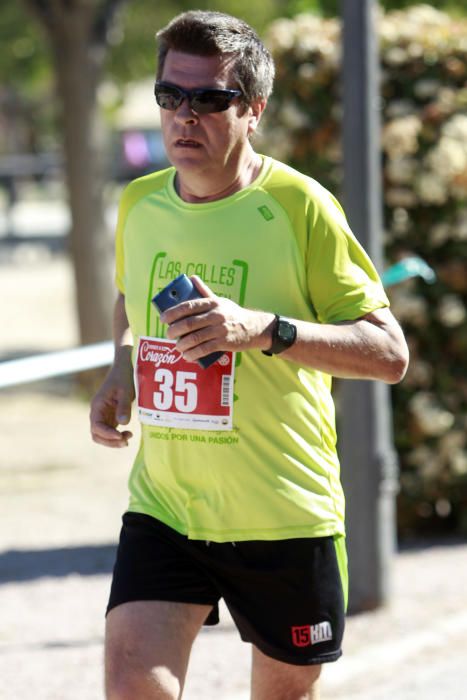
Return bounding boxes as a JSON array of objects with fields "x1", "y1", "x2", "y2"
[
  {"x1": 105, "y1": 0, "x2": 284, "y2": 83},
  {"x1": 0, "y1": 0, "x2": 284, "y2": 151},
  {"x1": 279, "y1": 0, "x2": 333, "y2": 17},
  {"x1": 262, "y1": 4, "x2": 467, "y2": 537},
  {"x1": 285, "y1": 1, "x2": 467, "y2": 19},
  {"x1": 381, "y1": 0, "x2": 466, "y2": 15},
  {"x1": 0, "y1": 3, "x2": 56, "y2": 152},
  {"x1": 0, "y1": 3, "x2": 50, "y2": 90}
]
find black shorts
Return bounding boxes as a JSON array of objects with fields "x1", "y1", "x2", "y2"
[{"x1": 107, "y1": 512, "x2": 347, "y2": 666}]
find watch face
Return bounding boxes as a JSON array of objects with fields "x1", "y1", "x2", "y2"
[
  {"x1": 278, "y1": 321, "x2": 296, "y2": 342},
  {"x1": 262, "y1": 316, "x2": 297, "y2": 355}
]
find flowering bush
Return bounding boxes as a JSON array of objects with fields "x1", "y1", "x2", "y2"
[{"x1": 262, "y1": 4, "x2": 467, "y2": 536}]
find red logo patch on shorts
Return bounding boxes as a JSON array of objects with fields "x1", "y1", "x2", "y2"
[
  {"x1": 291, "y1": 622, "x2": 333, "y2": 647},
  {"x1": 291, "y1": 625, "x2": 311, "y2": 647}
]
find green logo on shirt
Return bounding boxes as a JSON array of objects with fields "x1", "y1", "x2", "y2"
[
  {"x1": 145, "y1": 253, "x2": 249, "y2": 341},
  {"x1": 258, "y1": 205, "x2": 274, "y2": 221}
]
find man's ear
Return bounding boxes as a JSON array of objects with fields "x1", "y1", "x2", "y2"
[{"x1": 247, "y1": 98, "x2": 267, "y2": 137}]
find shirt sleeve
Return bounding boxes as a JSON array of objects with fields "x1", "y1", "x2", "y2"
[{"x1": 306, "y1": 189, "x2": 389, "y2": 324}]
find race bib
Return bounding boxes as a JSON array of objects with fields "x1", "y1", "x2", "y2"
[{"x1": 134, "y1": 336, "x2": 235, "y2": 431}]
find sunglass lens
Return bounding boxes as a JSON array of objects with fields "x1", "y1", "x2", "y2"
[
  {"x1": 192, "y1": 91, "x2": 233, "y2": 114},
  {"x1": 155, "y1": 84, "x2": 239, "y2": 114},
  {"x1": 155, "y1": 86, "x2": 183, "y2": 111}
]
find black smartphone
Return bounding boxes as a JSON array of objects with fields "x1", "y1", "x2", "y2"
[{"x1": 152, "y1": 274, "x2": 223, "y2": 369}]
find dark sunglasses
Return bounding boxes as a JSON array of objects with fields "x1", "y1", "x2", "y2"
[{"x1": 154, "y1": 81, "x2": 243, "y2": 114}]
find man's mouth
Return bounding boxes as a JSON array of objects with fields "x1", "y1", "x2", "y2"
[{"x1": 175, "y1": 138, "x2": 202, "y2": 148}]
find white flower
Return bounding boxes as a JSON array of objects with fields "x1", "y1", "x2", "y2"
[
  {"x1": 429, "y1": 223, "x2": 452, "y2": 247},
  {"x1": 386, "y1": 157, "x2": 417, "y2": 185},
  {"x1": 427, "y1": 137, "x2": 467, "y2": 180},
  {"x1": 406, "y1": 5, "x2": 450, "y2": 26},
  {"x1": 416, "y1": 172, "x2": 449, "y2": 205},
  {"x1": 414, "y1": 79, "x2": 442, "y2": 100},
  {"x1": 443, "y1": 114, "x2": 467, "y2": 141},
  {"x1": 439, "y1": 433, "x2": 467, "y2": 477},
  {"x1": 437, "y1": 295, "x2": 466, "y2": 327},
  {"x1": 298, "y1": 63, "x2": 317, "y2": 81},
  {"x1": 389, "y1": 290, "x2": 428, "y2": 325},
  {"x1": 406, "y1": 446, "x2": 442, "y2": 479},
  {"x1": 384, "y1": 46, "x2": 408, "y2": 66},
  {"x1": 439, "y1": 431, "x2": 466, "y2": 458},
  {"x1": 386, "y1": 188, "x2": 418, "y2": 208},
  {"x1": 450, "y1": 451, "x2": 467, "y2": 476},
  {"x1": 437, "y1": 88, "x2": 457, "y2": 110},
  {"x1": 383, "y1": 116, "x2": 422, "y2": 158},
  {"x1": 266, "y1": 19, "x2": 296, "y2": 52},
  {"x1": 407, "y1": 42, "x2": 424, "y2": 59},
  {"x1": 407, "y1": 445, "x2": 432, "y2": 468},
  {"x1": 294, "y1": 13, "x2": 325, "y2": 39},
  {"x1": 279, "y1": 102, "x2": 309, "y2": 130},
  {"x1": 409, "y1": 393, "x2": 455, "y2": 437},
  {"x1": 380, "y1": 6, "x2": 447, "y2": 48},
  {"x1": 391, "y1": 207, "x2": 411, "y2": 236},
  {"x1": 385, "y1": 99, "x2": 417, "y2": 120}
]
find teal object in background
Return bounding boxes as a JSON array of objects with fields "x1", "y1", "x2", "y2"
[{"x1": 382, "y1": 256, "x2": 436, "y2": 287}]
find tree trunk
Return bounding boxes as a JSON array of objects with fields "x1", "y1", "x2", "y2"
[{"x1": 51, "y1": 18, "x2": 114, "y2": 346}]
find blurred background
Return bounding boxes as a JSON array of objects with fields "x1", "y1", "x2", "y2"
[{"x1": 0, "y1": 1, "x2": 466, "y2": 698}]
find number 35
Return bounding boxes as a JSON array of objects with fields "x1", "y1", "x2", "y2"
[{"x1": 153, "y1": 369, "x2": 198, "y2": 413}]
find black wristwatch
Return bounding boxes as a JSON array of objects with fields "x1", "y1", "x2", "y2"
[{"x1": 262, "y1": 315, "x2": 297, "y2": 356}]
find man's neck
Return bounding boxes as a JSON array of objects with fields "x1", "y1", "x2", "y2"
[{"x1": 175, "y1": 151, "x2": 263, "y2": 204}]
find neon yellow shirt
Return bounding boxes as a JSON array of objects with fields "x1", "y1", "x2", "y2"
[{"x1": 115, "y1": 156, "x2": 389, "y2": 542}]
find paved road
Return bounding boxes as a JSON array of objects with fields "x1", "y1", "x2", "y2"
[{"x1": 1, "y1": 535, "x2": 466, "y2": 700}]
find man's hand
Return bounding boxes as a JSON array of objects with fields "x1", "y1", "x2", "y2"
[
  {"x1": 161, "y1": 276, "x2": 274, "y2": 362},
  {"x1": 90, "y1": 348, "x2": 135, "y2": 448}
]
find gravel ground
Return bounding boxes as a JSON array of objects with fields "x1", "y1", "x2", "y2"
[{"x1": 1, "y1": 253, "x2": 467, "y2": 699}]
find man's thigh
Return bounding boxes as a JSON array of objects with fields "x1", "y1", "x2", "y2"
[
  {"x1": 107, "y1": 513, "x2": 221, "y2": 625},
  {"x1": 105, "y1": 600, "x2": 212, "y2": 700},
  {"x1": 251, "y1": 646, "x2": 322, "y2": 700}
]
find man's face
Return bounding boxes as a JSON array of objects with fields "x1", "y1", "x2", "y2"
[{"x1": 159, "y1": 50, "x2": 259, "y2": 180}]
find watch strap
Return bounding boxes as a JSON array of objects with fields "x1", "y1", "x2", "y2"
[{"x1": 262, "y1": 314, "x2": 297, "y2": 356}]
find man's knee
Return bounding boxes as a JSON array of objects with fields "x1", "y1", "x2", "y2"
[
  {"x1": 104, "y1": 601, "x2": 208, "y2": 700},
  {"x1": 106, "y1": 675, "x2": 180, "y2": 700},
  {"x1": 106, "y1": 645, "x2": 181, "y2": 700},
  {"x1": 251, "y1": 646, "x2": 322, "y2": 700}
]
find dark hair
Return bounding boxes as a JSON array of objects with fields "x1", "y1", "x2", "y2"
[{"x1": 156, "y1": 10, "x2": 275, "y2": 105}]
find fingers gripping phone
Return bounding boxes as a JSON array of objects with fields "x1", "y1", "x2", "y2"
[{"x1": 152, "y1": 274, "x2": 223, "y2": 369}]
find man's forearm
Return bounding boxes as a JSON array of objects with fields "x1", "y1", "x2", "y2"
[
  {"x1": 160, "y1": 281, "x2": 408, "y2": 384},
  {"x1": 278, "y1": 308, "x2": 409, "y2": 384}
]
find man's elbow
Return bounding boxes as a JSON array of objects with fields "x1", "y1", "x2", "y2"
[{"x1": 382, "y1": 342, "x2": 410, "y2": 384}]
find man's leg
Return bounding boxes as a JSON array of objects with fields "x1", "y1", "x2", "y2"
[
  {"x1": 251, "y1": 646, "x2": 322, "y2": 700},
  {"x1": 105, "y1": 600, "x2": 212, "y2": 700}
]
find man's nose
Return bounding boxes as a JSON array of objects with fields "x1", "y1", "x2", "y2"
[{"x1": 173, "y1": 98, "x2": 199, "y2": 124}]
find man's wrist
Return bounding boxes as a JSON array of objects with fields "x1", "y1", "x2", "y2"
[
  {"x1": 114, "y1": 343, "x2": 133, "y2": 366},
  {"x1": 262, "y1": 315, "x2": 298, "y2": 356},
  {"x1": 256, "y1": 312, "x2": 277, "y2": 351}
]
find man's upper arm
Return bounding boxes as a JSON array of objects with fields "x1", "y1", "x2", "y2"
[
  {"x1": 360, "y1": 306, "x2": 405, "y2": 336},
  {"x1": 113, "y1": 293, "x2": 133, "y2": 348},
  {"x1": 357, "y1": 306, "x2": 409, "y2": 379}
]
